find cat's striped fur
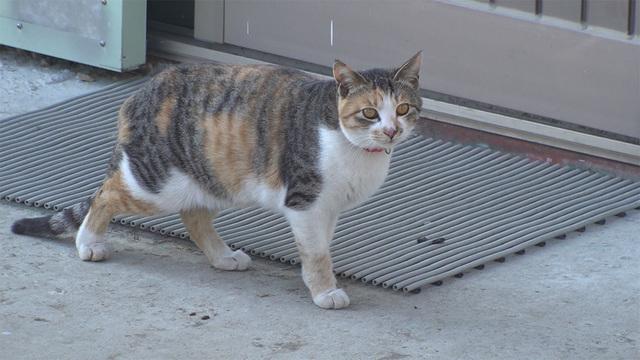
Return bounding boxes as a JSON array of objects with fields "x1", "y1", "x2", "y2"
[{"x1": 12, "y1": 53, "x2": 423, "y2": 309}]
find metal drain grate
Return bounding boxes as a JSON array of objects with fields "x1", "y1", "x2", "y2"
[{"x1": 2, "y1": 78, "x2": 639, "y2": 293}]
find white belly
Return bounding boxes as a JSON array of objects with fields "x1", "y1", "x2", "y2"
[
  {"x1": 120, "y1": 153, "x2": 287, "y2": 213},
  {"x1": 120, "y1": 153, "x2": 225, "y2": 212}
]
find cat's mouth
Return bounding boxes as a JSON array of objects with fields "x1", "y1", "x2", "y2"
[
  {"x1": 356, "y1": 137, "x2": 401, "y2": 154},
  {"x1": 340, "y1": 126, "x2": 405, "y2": 153},
  {"x1": 374, "y1": 136, "x2": 404, "y2": 149},
  {"x1": 360, "y1": 139, "x2": 399, "y2": 154}
]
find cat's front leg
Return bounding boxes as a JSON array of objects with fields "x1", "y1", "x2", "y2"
[{"x1": 285, "y1": 209, "x2": 349, "y2": 309}]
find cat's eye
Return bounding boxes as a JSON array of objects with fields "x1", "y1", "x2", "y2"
[
  {"x1": 396, "y1": 103, "x2": 410, "y2": 116},
  {"x1": 362, "y1": 108, "x2": 379, "y2": 120}
]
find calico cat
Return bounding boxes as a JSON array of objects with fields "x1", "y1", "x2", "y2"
[{"x1": 11, "y1": 52, "x2": 423, "y2": 309}]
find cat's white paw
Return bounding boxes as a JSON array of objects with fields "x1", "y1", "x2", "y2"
[
  {"x1": 212, "y1": 250, "x2": 252, "y2": 271},
  {"x1": 77, "y1": 242, "x2": 111, "y2": 262},
  {"x1": 313, "y1": 288, "x2": 350, "y2": 309},
  {"x1": 76, "y1": 220, "x2": 110, "y2": 262}
]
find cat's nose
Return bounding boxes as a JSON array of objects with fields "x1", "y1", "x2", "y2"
[{"x1": 383, "y1": 127, "x2": 398, "y2": 139}]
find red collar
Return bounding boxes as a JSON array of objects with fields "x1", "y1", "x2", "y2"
[
  {"x1": 364, "y1": 147, "x2": 390, "y2": 154},
  {"x1": 364, "y1": 147, "x2": 384, "y2": 153}
]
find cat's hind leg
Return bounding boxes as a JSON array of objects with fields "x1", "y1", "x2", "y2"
[
  {"x1": 180, "y1": 208, "x2": 251, "y2": 271},
  {"x1": 76, "y1": 170, "x2": 157, "y2": 261}
]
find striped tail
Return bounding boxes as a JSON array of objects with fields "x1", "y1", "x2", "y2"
[{"x1": 11, "y1": 199, "x2": 91, "y2": 239}]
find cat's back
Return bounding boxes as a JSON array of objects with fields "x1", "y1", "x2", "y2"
[
  {"x1": 115, "y1": 62, "x2": 326, "y2": 211},
  {"x1": 146, "y1": 62, "x2": 313, "y2": 101},
  {"x1": 118, "y1": 62, "x2": 317, "y2": 134}
]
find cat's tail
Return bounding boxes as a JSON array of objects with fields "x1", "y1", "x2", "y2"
[{"x1": 11, "y1": 199, "x2": 91, "y2": 239}]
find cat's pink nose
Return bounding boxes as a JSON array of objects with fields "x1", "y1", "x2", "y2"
[{"x1": 383, "y1": 127, "x2": 398, "y2": 139}]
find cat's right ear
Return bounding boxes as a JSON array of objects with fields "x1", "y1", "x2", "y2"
[{"x1": 333, "y1": 60, "x2": 367, "y2": 97}]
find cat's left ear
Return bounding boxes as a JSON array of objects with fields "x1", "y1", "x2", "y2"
[
  {"x1": 333, "y1": 60, "x2": 367, "y2": 97},
  {"x1": 393, "y1": 51, "x2": 422, "y2": 89}
]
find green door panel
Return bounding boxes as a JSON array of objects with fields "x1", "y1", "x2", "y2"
[{"x1": 0, "y1": 0, "x2": 146, "y2": 72}]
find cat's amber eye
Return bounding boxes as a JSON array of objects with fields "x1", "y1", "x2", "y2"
[
  {"x1": 396, "y1": 103, "x2": 410, "y2": 116},
  {"x1": 362, "y1": 108, "x2": 379, "y2": 120}
]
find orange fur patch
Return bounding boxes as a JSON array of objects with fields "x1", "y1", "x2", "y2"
[
  {"x1": 181, "y1": 208, "x2": 215, "y2": 242},
  {"x1": 262, "y1": 80, "x2": 289, "y2": 189},
  {"x1": 116, "y1": 98, "x2": 133, "y2": 143},
  {"x1": 203, "y1": 113, "x2": 256, "y2": 193},
  {"x1": 297, "y1": 248, "x2": 336, "y2": 297},
  {"x1": 156, "y1": 97, "x2": 177, "y2": 136},
  {"x1": 339, "y1": 89, "x2": 385, "y2": 130},
  {"x1": 86, "y1": 170, "x2": 158, "y2": 233}
]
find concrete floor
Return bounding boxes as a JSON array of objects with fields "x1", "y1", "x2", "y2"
[{"x1": 1, "y1": 47, "x2": 639, "y2": 360}]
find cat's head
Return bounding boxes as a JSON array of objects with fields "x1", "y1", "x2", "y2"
[{"x1": 333, "y1": 52, "x2": 423, "y2": 152}]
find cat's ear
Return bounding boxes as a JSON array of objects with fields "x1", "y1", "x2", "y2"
[
  {"x1": 393, "y1": 51, "x2": 422, "y2": 89},
  {"x1": 333, "y1": 60, "x2": 367, "y2": 97}
]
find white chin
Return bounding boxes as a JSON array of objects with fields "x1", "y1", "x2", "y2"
[{"x1": 342, "y1": 133, "x2": 370, "y2": 149}]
